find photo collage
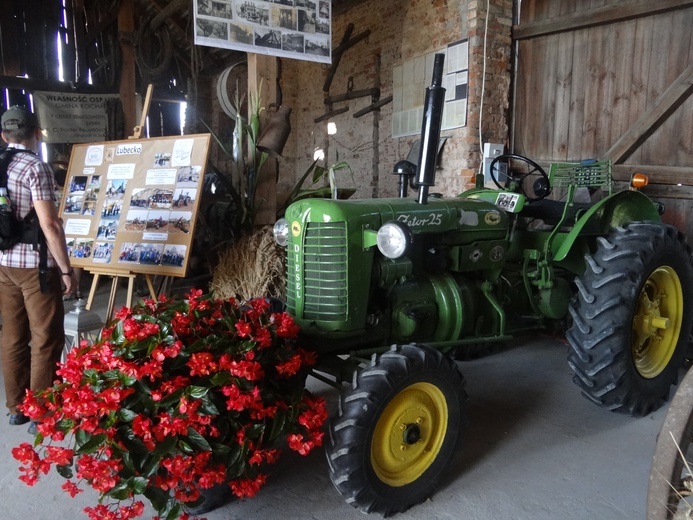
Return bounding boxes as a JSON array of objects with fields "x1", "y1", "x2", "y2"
[
  {"x1": 61, "y1": 135, "x2": 209, "y2": 276},
  {"x1": 194, "y1": 0, "x2": 331, "y2": 64}
]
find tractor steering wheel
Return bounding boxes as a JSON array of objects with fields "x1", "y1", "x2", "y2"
[{"x1": 489, "y1": 154, "x2": 550, "y2": 202}]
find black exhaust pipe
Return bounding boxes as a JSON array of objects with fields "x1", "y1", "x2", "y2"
[{"x1": 416, "y1": 53, "x2": 446, "y2": 205}]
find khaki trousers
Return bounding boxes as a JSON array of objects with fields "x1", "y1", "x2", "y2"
[{"x1": 0, "y1": 266, "x2": 63, "y2": 413}]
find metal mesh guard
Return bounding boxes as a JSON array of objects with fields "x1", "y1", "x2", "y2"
[
  {"x1": 550, "y1": 160, "x2": 612, "y2": 192},
  {"x1": 287, "y1": 221, "x2": 348, "y2": 321}
]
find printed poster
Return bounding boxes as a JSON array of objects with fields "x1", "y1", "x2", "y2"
[
  {"x1": 61, "y1": 134, "x2": 211, "y2": 278},
  {"x1": 194, "y1": 0, "x2": 331, "y2": 64}
]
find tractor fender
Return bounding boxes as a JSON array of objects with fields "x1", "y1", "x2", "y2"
[{"x1": 552, "y1": 190, "x2": 661, "y2": 262}]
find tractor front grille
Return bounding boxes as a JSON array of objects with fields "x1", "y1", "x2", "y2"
[{"x1": 288, "y1": 221, "x2": 348, "y2": 321}]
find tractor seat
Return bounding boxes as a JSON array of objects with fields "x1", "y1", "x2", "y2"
[{"x1": 519, "y1": 198, "x2": 592, "y2": 225}]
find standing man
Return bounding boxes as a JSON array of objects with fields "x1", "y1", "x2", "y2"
[{"x1": 0, "y1": 105, "x2": 76, "y2": 433}]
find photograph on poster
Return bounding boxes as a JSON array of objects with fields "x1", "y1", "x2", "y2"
[
  {"x1": 96, "y1": 220, "x2": 118, "y2": 240},
  {"x1": 255, "y1": 28, "x2": 282, "y2": 49},
  {"x1": 88, "y1": 175, "x2": 101, "y2": 189},
  {"x1": 124, "y1": 209, "x2": 148, "y2": 231},
  {"x1": 68, "y1": 238, "x2": 94, "y2": 259},
  {"x1": 172, "y1": 188, "x2": 197, "y2": 209},
  {"x1": 140, "y1": 244, "x2": 164, "y2": 265},
  {"x1": 146, "y1": 210, "x2": 170, "y2": 232},
  {"x1": 237, "y1": 2, "x2": 269, "y2": 25},
  {"x1": 101, "y1": 199, "x2": 123, "y2": 219},
  {"x1": 297, "y1": 9, "x2": 316, "y2": 33},
  {"x1": 64, "y1": 195, "x2": 83, "y2": 214},
  {"x1": 93, "y1": 242, "x2": 114, "y2": 263},
  {"x1": 105, "y1": 179, "x2": 127, "y2": 198},
  {"x1": 176, "y1": 166, "x2": 201, "y2": 185},
  {"x1": 130, "y1": 188, "x2": 174, "y2": 209},
  {"x1": 153, "y1": 152, "x2": 171, "y2": 167},
  {"x1": 118, "y1": 242, "x2": 141, "y2": 264},
  {"x1": 82, "y1": 201, "x2": 97, "y2": 216},
  {"x1": 229, "y1": 23, "x2": 254, "y2": 44},
  {"x1": 282, "y1": 33, "x2": 304, "y2": 53},
  {"x1": 169, "y1": 211, "x2": 192, "y2": 234},
  {"x1": 305, "y1": 35, "x2": 329, "y2": 56},
  {"x1": 273, "y1": 7, "x2": 296, "y2": 30},
  {"x1": 319, "y1": 0, "x2": 329, "y2": 17},
  {"x1": 85, "y1": 188, "x2": 99, "y2": 201},
  {"x1": 69, "y1": 176, "x2": 87, "y2": 193},
  {"x1": 162, "y1": 245, "x2": 187, "y2": 267}
]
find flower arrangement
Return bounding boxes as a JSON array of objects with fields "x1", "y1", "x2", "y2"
[{"x1": 12, "y1": 290, "x2": 327, "y2": 520}]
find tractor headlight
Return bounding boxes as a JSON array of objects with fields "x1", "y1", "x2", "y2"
[
  {"x1": 273, "y1": 218, "x2": 289, "y2": 247},
  {"x1": 377, "y1": 221, "x2": 412, "y2": 259}
]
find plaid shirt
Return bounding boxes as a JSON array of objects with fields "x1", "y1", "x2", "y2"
[{"x1": 0, "y1": 145, "x2": 57, "y2": 268}]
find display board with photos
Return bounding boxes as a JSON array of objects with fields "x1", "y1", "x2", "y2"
[{"x1": 60, "y1": 134, "x2": 211, "y2": 277}]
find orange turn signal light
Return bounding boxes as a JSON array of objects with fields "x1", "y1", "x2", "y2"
[{"x1": 630, "y1": 173, "x2": 649, "y2": 189}]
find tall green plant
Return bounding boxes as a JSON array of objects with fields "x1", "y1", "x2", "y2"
[{"x1": 202, "y1": 81, "x2": 269, "y2": 238}]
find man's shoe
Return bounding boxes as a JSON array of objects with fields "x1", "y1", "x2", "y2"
[
  {"x1": 27, "y1": 421, "x2": 38, "y2": 435},
  {"x1": 9, "y1": 413, "x2": 30, "y2": 425}
]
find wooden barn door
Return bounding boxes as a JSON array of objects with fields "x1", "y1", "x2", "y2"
[{"x1": 512, "y1": 0, "x2": 693, "y2": 235}]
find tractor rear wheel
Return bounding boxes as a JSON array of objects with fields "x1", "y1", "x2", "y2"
[
  {"x1": 326, "y1": 344, "x2": 466, "y2": 516},
  {"x1": 567, "y1": 222, "x2": 693, "y2": 416}
]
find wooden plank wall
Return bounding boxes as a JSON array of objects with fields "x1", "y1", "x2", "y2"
[{"x1": 513, "y1": 0, "x2": 693, "y2": 176}]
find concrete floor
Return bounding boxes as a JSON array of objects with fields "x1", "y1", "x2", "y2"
[{"x1": 0, "y1": 276, "x2": 668, "y2": 519}]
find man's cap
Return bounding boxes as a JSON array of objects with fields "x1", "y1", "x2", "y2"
[{"x1": 1, "y1": 105, "x2": 39, "y2": 131}]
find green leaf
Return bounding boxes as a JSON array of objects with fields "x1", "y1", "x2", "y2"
[
  {"x1": 199, "y1": 397, "x2": 220, "y2": 416},
  {"x1": 245, "y1": 423, "x2": 266, "y2": 439},
  {"x1": 56, "y1": 464, "x2": 73, "y2": 479},
  {"x1": 157, "y1": 388, "x2": 185, "y2": 408},
  {"x1": 117, "y1": 407, "x2": 138, "y2": 423},
  {"x1": 188, "y1": 385, "x2": 209, "y2": 399},
  {"x1": 186, "y1": 427, "x2": 212, "y2": 451},
  {"x1": 151, "y1": 435, "x2": 178, "y2": 461},
  {"x1": 178, "y1": 440, "x2": 193, "y2": 454},
  {"x1": 311, "y1": 164, "x2": 328, "y2": 184},
  {"x1": 144, "y1": 486, "x2": 171, "y2": 514},
  {"x1": 76, "y1": 433, "x2": 107, "y2": 454},
  {"x1": 130, "y1": 476, "x2": 149, "y2": 495},
  {"x1": 120, "y1": 450, "x2": 135, "y2": 473},
  {"x1": 210, "y1": 371, "x2": 231, "y2": 387},
  {"x1": 106, "y1": 479, "x2": 134, "y2": 501},
  {"x1": 75, "y1": 428, "x2": 89, "y2": 446},
  {"x1": 165, "y1": 503, "x2": 183, "y2": 520},
  {"x1": 268, "y1": 408, "x2": 287, "y2": 442}
]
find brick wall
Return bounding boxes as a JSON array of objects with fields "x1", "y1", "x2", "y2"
[{"x1": 278, "y1": 0, "x2": 514, "y2": 201}]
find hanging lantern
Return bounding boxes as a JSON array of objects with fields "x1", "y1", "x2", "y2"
[{"x1": 63, "y1": 299, "x2": 104, "y2": 363}]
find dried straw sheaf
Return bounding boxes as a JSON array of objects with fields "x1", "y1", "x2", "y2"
[{"x1": 211, "y1": 226, "x2": 286, "y2": 302}]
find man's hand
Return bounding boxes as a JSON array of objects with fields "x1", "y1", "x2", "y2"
[{"x1": 61, "y1": 270, "x2": 77, "y2": 295}]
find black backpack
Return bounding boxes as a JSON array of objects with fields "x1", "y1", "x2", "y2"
[{"x1": 0, "y1": 148, "x2": 41, "y2": 250}]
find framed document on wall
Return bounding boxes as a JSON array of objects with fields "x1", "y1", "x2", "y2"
[{"x1": 60, "y1": 134, "x2": 211, "y2": 278}]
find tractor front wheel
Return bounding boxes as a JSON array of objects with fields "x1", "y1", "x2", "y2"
[
  {"x1": 325, "y1": 344, "x2": 466, "y2": 516},
  {"x1": 567, "y1": 222, "x2": 693, "y2": 416}
]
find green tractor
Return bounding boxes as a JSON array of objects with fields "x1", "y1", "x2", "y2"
[{"x1": 272, "y1": 54, "x2": 693, "y2": 515}]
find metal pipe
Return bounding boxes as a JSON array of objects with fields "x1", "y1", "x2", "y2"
[{"x1": 416, "y1": 53, "x2": 446, "y2": 205}]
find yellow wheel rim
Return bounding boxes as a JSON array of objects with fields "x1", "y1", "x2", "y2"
[
  {"x1": 632, "y1": 266, "x2": 684, "y2": 378},
  {"x1": 370, "y1": 382, "x2": 448, "y2": 487}
]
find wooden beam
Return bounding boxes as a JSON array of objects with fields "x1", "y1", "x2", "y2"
[
  {"x1": 149, "y1": 0, "x2": 188, "y2": 32},
  {"x1": 612, "y1": 164, "x2": 693, "y2": 185},
  {"x1": 606, "y1": 64, "x2": 693, "y2": 164},
  {"x1": 0, "y1": 75, "x2": 117, "y2": 93},
  {"x1": 513, "y1": 0, "x2": 693, "y2": 40},
  {"x1": 118, "y1": 0, "x2": 137, "y2": 138},
  {"x1": 73, "y1": 0, "x2": 89, "y2": 83}
]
